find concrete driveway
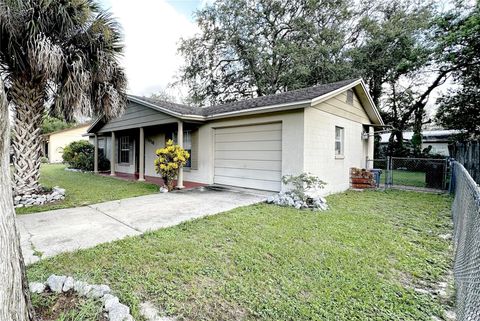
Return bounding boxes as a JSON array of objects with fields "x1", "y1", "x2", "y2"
[{"x1": 17, "y1": 186, "x2": 271, "y2": 265}]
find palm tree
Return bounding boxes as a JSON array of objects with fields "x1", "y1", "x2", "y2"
[
  {"x1": 0, "y1": 1, "x2": 126, "y2": 319},
  {"x1": 0, "y1": 0, "x2": 127, "y2": 196}
]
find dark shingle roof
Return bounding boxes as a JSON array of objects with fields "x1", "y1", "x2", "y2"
[
  {"x1": 128, "y1": 95, "x2": 202, "y2": 115},
  {"x1": 129, "y1": 78, "x2": 360, "y2": 118},
  {"x1": 202, "y1": 78, "x2": 359, "y2": 116}
]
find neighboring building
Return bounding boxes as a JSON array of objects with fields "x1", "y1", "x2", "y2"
[
  {"x1": 379, "y1": 130, "x2": 460, "y2": 156},
  {"x1": 87, "y1": 78, "x2": 383, "y2": 194},
  {"x1": 42, "y1": 123, "x2": 91, "y2": 163}
]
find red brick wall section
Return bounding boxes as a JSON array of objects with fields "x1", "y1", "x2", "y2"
[{"x1": 350, "y1": 168, "x2": 376, "y2": 189}]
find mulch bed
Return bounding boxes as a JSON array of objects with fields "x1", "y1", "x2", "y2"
[{"x1": 33, "y1": 290, "x2": 107, "y2": 321}]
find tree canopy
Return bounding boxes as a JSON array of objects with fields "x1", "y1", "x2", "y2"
[
  {"x1": 178, "y1": 0, "x2": 359, "y2": 106},
  {"x1": 436, "y1": 3, "x2": 480, "y2": 140}
]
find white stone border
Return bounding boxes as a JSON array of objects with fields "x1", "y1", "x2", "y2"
[
  {"x1": 14, "y1": 186, "x2": 66, "y2": 208},
  {"x1": 29, "y1": 274, "x2": 134, "y2": 321}
]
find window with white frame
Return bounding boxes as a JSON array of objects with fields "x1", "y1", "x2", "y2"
[
  {"x1": 335, "y1": 126, "x2": 344, "y2": 156},
  {"x1": 118, "y1": 136, "x2": 130, "y2": 163},
  {"x1": 172, "y1": 130, "x2": 192, "y2": 168}
]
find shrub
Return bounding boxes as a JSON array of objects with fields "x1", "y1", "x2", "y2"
[
  {"x1": 62, "y1": 140, "x2": 109, "y2": 171},
  {"x1": 40, "y1": 156, "x2": 49, "y2": 163},
  {"x1": 154, "y1": 139, "x2": 190, "y2": 191},
  {"x1": 281, "y1": 172, "x2": 326, "y2": 201}
]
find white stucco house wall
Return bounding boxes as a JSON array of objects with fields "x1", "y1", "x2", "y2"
[
  {"x1": 42, "y1": 123, "x2": 90, "y2": 163},
  {"x1": 87, "y1": 78, "x2": 383, "y2": 194}
]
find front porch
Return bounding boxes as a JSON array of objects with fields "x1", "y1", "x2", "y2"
[{"x1": 91, "y1": 119, "x2": 201, "y2": 189}]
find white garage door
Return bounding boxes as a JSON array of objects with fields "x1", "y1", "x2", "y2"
[{"x1": 214, "y1": 123, "x2": 282, "y2": 191}]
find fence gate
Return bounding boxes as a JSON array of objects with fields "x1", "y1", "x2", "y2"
[{"x1": 366, "y1": 157, "x2": 449, "y2": 191}]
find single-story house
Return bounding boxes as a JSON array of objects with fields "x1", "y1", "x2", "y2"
[
  {"x1": 42, "y1": 123, "x2": 91, "y2": 163},
  {"x1": 87, "y1": 78, "x2": 383, "y2": 194},
  {"x1": 379, "y1": 129, "x2": 460, "y2": 156}
]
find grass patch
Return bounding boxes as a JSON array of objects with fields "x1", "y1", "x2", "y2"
[
  {"x1": 28, "y1": 190, "x2": 453, "y2": 320},
  {"x1": 17, "y1": 164, "x2": 158, "y2": 215},
  {"x1": 392, "y1": 170, "x2": 426, "y2": 187}
]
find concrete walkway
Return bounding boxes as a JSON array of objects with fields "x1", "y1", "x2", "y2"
[{"x1": 17, "y1": 186, "x2": 271, "y2": 265}]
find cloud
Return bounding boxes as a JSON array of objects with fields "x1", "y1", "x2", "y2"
[{"x1": 106, "y1": 0, "x2": 198, "y2": 97}]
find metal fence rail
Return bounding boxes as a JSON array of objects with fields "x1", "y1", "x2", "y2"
[{"x1": 450, "y1": 161, "x2": 480, "y2": 321}]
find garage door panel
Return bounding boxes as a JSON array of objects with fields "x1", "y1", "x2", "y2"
[
  {"x1": 215, "y1": 140, "x2": 281, "y2": 151},
  {"x1": 214, "y1": 122, "x2": 282, "y2": 191},
  {"x1": 215, "y1": 123, "x2": 282, "y2": 135},
  {"x1": 214, "y1": 130, "x2": 281, "y2": 143},
  {"x1": 215, "y1": 150, "x2": 281, "y2": 161},
  {"x1": 215, "y1": 167, "x2": 281, "y2": 181},
  {"x1": 215, "y1": 159, "x2": 282, "y2": 171},
  {"x1": 214, "y1": 176, "x2": 281, "y2": 191}
]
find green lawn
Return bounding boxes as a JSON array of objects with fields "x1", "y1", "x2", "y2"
[
  {"x1": 27, "y1": 190, "x2": 453, "y2": 321},
  {"x1": 16, "y1": 164, "x2": 158, "y2": 215},
  {"x1": 392, "y1": 170, "x2": 426, "y2": 187}
]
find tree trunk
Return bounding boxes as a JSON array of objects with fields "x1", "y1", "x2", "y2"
[
  {"x1": 10, "y1": 79, "x2": 45, "y2": 196},
  {"x1": 0, "y1": 80, "x2": 35, "y2": 320}
]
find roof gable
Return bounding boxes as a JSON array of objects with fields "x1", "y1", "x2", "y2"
[{"x1": 95, "y1": 101, "x2": 179, "y2": 133}]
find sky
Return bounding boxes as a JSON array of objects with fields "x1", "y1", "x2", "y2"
[
  {"x1": 98, "y1": 0, "x2": 205, "y2": 97},
  {"x1": 97, "y1": 0, "x2": 455, "y2": 116}
]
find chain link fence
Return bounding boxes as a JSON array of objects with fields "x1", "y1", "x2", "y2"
[
  {"x1": 366, "y1": 157, "x2": 449, "y2": 190},
  {"x1": 450, "y1": 161, "x2": 480, "y2": 321}
]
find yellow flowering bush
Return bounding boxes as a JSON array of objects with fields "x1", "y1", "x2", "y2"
[{"x1": 154, "y1": 139, "x2": 190, "y2": 191}]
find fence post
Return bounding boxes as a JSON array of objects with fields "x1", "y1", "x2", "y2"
[
  {"x1": 386, "y1": 156, "x2": 392, "y2": 188},
  {"x1": 449, "y1": 161, "x2": 455, "y2": 194}
]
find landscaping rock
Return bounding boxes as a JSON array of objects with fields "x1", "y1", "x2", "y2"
[
  {"x1": 266, "y1": 190, "x2": 328, "y2": 211},
  {"x1": 108, "y1": 303, "x2": 131, "y2": 321},
  {"x1": 103, "y1": 294, "x2": 120, "y2": 310},
  {"x1": 87, "y1": 284, "x2": 111, "y2": 298},
  {"x1": 62, "y1": 276, "x2": 75, "y2": 292},
  {"x1": 13, "y1": 186, "x2": 66, "y2": 208},
  {"x1": 73, "y1": 280, "x2": 92, "y2": 296},
  {"x1": 53, "y1": 186, "x2": 66, "y2": 194},
  {"x1": 140, "y1": 301, "x2": 176, "y2": 321},
  {"x1": 445, "y1": 310, "x2": 456, "y2": 320},
  {"x1": 29, "y1": 282, "x2": 46, "y2": 294},
  {"x1": 47, "y1": 275, "x2": 67, "y2": 293},
  {"x1": 414, "y1": 288, "x2": 431, "y2": 295}
]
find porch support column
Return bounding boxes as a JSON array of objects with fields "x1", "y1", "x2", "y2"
[
  {"x1": 367, "y1": 126, "x2": 374, "y2": 169},
  {"x1": 176, "y1": 120, "x2": 185, "y2": 189},
  {"x1": 110, "y1": 131, "x2": 116, "y2": 176},
  {"x1": 138, "y1": 127, "x2": 145, "y2": 181},
  {"x1": 93, "y1": 134, "x2": 99, "y2": 174}
]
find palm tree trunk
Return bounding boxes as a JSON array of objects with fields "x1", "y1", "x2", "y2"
[
  {"x1": 10, "y1": 80, "x2": 45, "y2": 196},
  {"x1": 0, "y1": 80, "x2": 35, "y2": 321}
]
